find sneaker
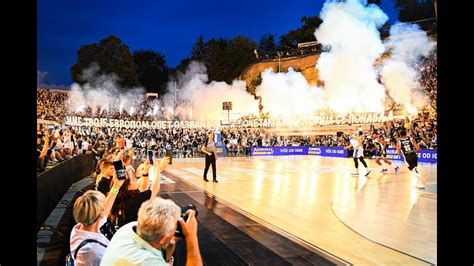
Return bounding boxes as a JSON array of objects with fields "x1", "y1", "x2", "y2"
[
  {"x1": 416, "y1": 183, "x2": 425, "y2": 189},
  {"x1": 380, "y1": 168, "x2": 387, "y2": 173},
  {"x1": 394, "y1": 166, "x2": 399, "y2": 172},
  {"x1": 365, "y1": 169, "x2": 371, "y2": 176},
  {"x1": 212, "y1": 179, "x2": 218, "y2": 183},
  {"x1": 351, "y1": 172, "x2": 359, "y2": 176},
  {"x1": 203, "y1": 178, "x2": 209, "y2": 182}
]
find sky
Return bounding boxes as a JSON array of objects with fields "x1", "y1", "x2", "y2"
[{"x1": 37, "y1": 0, "x2": 399, "y2": 86}]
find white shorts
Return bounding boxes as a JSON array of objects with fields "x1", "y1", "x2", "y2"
[{"x1": 353, "y1": 147, "x2": 364, "y2": 158}]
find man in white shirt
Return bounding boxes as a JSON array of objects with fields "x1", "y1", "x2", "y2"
[
  {"x1": 81, "y1": 138, "x2": 90, "y2": 154},
  {"x1": 100, "y1": 197, "x2": 202, "y2": 266}
]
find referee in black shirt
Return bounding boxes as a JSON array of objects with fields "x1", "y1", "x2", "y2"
[{"x1": 201, "y1": 133, "x2": 218, "y2": 182}]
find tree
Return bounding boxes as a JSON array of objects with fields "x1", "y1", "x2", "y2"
[
  {"x1": 175, "y1": 57, "x2": 193, "y2": 74},
  {"x1": 395, "y1": 0, "x2": 436, "y2": 22},
  {"x1": 133, "y1": 50, "x2": 169, "y2": 95},
  {"x1": 176, "y1": 36, "x2": 256, "y2": 84},
  {"x1": 222, "y1": 36, "x2": 257, "y2": 83},
  {"x1": 279, "y1": 15, "x2": 323, "y2": 49},
  {"x1": 191, "y1": 35, "x2": 208, "y2": 62},
  {"x1": 258, "y1": 34, "x2": 277, "y2": 56},
  {"x1": 70, "y1": 35, "x2": 139, "y2": 88}
]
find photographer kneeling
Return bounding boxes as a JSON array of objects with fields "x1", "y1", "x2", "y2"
[{"x1": 101, "y1": 197, "x2": 202, "y2": 266}]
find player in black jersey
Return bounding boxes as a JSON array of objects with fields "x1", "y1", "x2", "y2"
[
  {"x1": 396, "y1": 130, "x2": 426, "y2": 189},
  {"x1": 372, "y1": 133, "x2": 399, "y2": 173}
]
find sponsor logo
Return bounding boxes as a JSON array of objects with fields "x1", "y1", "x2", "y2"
[{"x1": 308, "y1": 147, "x2": 322, "y2": 155}]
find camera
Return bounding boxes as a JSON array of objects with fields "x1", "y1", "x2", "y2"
[{"x1": 175, "y1": 204, "x2": 198, "y2": 238}]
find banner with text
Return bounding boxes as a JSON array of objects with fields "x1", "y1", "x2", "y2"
[
  {"x1": 64, "y1": 116, "x2": 210, "y2": 129},
  {"x1": 239, "y1": 112, "x2": 394, "y2": 128},
  {"x1": 307, "y1": 146, "x2": 348, "y2": 158},
  {"x1": 251, "y1": 146, "x2": 309, "y2": 156},
  {"x1": 385, "y1": 148, "x2": 437, "y2": 163},
  {"x1": 251, "y1": 146, "x2": 436, "y2": 163}
]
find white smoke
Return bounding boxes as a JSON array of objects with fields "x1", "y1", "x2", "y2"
[
  {"x1": 163, "y1": 61, "x2": 258, "y2": 124},
  {"x1": 380, "y1": 22, "x2": 436, "y2": 112},
  {"x1": 37, "y1": 70, "x2": 48, "y2": 85},
  {"x1": 256, "y1": 68, "x2": 324, "y2": 118},
  {"x1": 68, "y1": 64, "x2": 146, "y2": 115},
  {"x1": 314, "y1": 0, "x2": 388, "y2": 114}
]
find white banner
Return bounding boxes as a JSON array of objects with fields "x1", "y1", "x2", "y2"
[
  {"x1": 64, "y1": 116, "x2": 209, "y2": 129},
  {"x1": 238, "y1": 112, "x2": 394, "y2": 128},
  {"x1": 65, "y1": 112, "x2": 394, "y2": 129}
]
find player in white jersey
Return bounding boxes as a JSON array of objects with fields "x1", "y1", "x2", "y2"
[{"x1": 346, "y1": 131, "x2": 371, "y2": 176}]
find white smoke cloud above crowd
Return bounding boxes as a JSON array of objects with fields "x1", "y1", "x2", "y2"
[
  {"x1": 68, "y1": 63, "x2": 146, "y2": 115},
  {"x1": 37, "y1": 70, "x2": 48, "y2": 85},
  {"x1": 380, "y1": 22, "x2": 436, "y2": 114},
  {"x1": 163, "y1": 61, "x2": 258, "y2": 124},
  {"x1": 314, "y1": 0, "x2": 388, "y2": 114},
  {"x1": 256, "y1": 68, "x2": 324, "y2": 117},
  {"x1": 65, "y1": 0, "x2": 436, "y2": 124}
]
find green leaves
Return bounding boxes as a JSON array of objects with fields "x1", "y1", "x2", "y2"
[{"x1": 70, "y1": 35, "x2": 139, "y2": 89}]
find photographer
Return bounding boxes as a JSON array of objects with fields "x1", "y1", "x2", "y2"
[{"x1": 101, "y1": 197, "x2": 202, "y2": 266}]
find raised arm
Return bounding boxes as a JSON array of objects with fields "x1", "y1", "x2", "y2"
[
  {"x1": 411, "y1": 138, "x2": 420, "y2": 153},
  {"x1": 39, "y1": 133, "x2": 50, "y2": 159},
  {"x1": 150, "y1": 156, "x2": 171, "y2": 200},
  {"x1": 103, "y1": 171, "x2": 125, "y2": 218},
  {"x1": 139, "y1": 159, "x2": 151, "y2": 192},
  {"x1": 178, "y1": 210, "x2": 203, "y2": 266}
]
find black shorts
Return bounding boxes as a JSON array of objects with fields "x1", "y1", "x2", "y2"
[{"x1": 404, "y1": 153, "x2": 418, "y2": 170}]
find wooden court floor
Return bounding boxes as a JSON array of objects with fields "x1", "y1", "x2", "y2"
[{"x1": 164, "y1": 155, "x2": 437, "y2": 265}]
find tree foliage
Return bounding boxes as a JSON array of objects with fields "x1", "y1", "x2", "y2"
[
  {"x1": 133, "y1": 49, "x2": 169, "y2": 94},
  {"x1": 71, "y1": 35, "x2": 139, "y2": 88}
]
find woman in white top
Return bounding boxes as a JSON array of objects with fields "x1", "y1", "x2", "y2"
[{"x1": 70, "y1": 172, "x2": 124, "y2": 266}]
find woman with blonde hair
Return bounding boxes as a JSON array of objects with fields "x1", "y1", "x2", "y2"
[{"x1": 69, "y1": 173, "x2": 124, "y2": 266}]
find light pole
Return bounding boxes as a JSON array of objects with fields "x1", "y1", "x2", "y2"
[
  {"x1": 174, "y1": 81, "x2": 179, "y2": 107},
  {"x1": 277, "y1": 51, "x2": 281, "y2": 72}
]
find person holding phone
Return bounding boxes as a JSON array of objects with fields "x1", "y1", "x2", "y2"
[
  {"x1": 201, "y1": 133, "x2": 218, "y2": 183},
  {"x1": 70, "y1": 171, "x2": 125, "y2": 266},
  {"x1": 111, "y1": 156, "x2": 171, "y2": 227}
]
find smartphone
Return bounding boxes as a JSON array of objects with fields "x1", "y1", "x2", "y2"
[
  {"x1": 148, "y1": 150, "x2": 154, "y2": 165},
  {"x1": 165, "y1": 150, "x2": 172, "y2": 165},
  {"x1": 113, "y1": 160, "x2": 126, "y2": 180}
]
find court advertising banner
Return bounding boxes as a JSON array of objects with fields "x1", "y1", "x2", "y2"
[
  {"x1": 251, "y1": 146, "x2": 308, "y2": 156},
  {"x1": 385, "y1": 148, "x2": 437, "y2": 163},
  {"x1": 307, "y1": 146, "x2": 348, "y2": 158},
  {"x1": 250, "y1": 146, "x2": 436, "y2": 163}
]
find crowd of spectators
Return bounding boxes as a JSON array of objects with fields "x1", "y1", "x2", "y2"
[
  {"x1": 37, "y1": 48, "x2": 437, "y2": 172},
  {"x1": 37, "y1": 111, "x2": 436, "y2": 174},
  {"x1": 415, "y1": 49, "x2": 437, "y2": 112},
  {"x1": 256, "y1": 44, "x2": 324, "y2": 61}
]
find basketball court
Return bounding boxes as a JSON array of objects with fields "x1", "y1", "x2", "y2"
[{"x1": 164, "y1": 155, "x2": 437, "y2": 265}]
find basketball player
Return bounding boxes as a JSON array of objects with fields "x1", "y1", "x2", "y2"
[
  {"x1": 346, "y1": 130, "x2": 371, "y2": 176},
  {"x1": 372, "y1": 133, "x2": 399, "y2": 173},
  {"x1": 396, "y1": 129, "x2": 426, "y2": 189}
]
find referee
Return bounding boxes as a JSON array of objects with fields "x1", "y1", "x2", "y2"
[{"x1": 201, "y1": 133, "x2": 218, "y2": 183}]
